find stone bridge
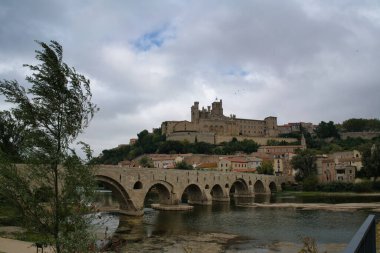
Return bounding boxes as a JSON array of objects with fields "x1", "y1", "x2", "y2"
[{"x1": 94, "y1": 165, "x2": 294, "y2": 216}]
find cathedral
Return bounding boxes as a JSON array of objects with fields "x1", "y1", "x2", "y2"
[{"x1": 161, "y1": 99, "x2": 281, "y2": 144}]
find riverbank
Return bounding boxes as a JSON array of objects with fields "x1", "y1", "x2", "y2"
[
  {"x1": 279, "y1": 191, "x2": 380, "y2": 197},
  {"x1": 0, "y1": 237, "x2": 53, "y2": 253},
  {"x1": 120, "y1": 231, "x2": 346, "y2": 253},
  {"x1": 0, "y1": 232, "x2": 346, "y2": 253},
  {"x1": 238, "y1": 202, "x2": 380, "y2": 212}
]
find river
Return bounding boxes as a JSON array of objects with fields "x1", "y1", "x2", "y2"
[{"x1": 94, "y1": 193, "x2": 380, "y2": 252}]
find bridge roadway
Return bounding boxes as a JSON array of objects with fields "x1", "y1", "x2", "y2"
[{"x1": 94, "y1": 165, "x2": 294, "y2": 216}]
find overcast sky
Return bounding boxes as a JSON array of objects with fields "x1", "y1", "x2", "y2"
[{"x1": 1, "y1": 0, "x2": 380, "y2": 156}]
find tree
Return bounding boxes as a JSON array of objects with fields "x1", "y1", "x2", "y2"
[
  {"x1": 291, "y1": 150, "x2": 317, "y2": 182},
  {"x1": 175, "y1": 161, "x2": 193, "y2": 170},
  {"x1": 361, "y1": 143, "x2": 380, "y2": 182},
  {"x1": 0, "y1": 110, "x2": 25, "y2": 162},
  {"x1": 0, "y1": 41, "x2": 98, "y2": 253},
  {"x1": 342, "y1": 118, "x2": 380, "y2": 132},
  {"x1": 139, "y1": 156, "x2": 153, "y2": 168},
  {"x1": 315, "y1": 121, "x2": 339, "y2": 139},
  {"x1": 256, "y1": 160, "x2": 274, "y2": 175}
]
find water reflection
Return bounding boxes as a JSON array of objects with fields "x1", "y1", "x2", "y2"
[{"x1": 95, "y1": 192, "x2": 380, "y2": 251}]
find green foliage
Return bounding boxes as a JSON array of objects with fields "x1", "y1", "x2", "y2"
[
  {"x1": 90, "y1": 145, "x2": 132, "y2": 165},
  {"x1": 92, "y1": 133, "x2": 259, "y2": 164},
  {"x1": 317, "y1": 182, "x2": 354, "y2": 192},
  {"x1": 0, "y1": 111, "x2": 25, "y2": 162},
  {"x1": 291, "y1": 150, "x2": 317, "y2": 182},
  {"x1": 256, "y1": 160, "x2": 274, "y2": 175},
  {"x1": 0, "y1": 41, "x2": 97, "y2": 253},
  {"x1": 293, "y1": 181, "x2": 377, "y2": 193},
  {"x1": 175, "y1": 161, "x2": 193, "y2": 170},
  {"x1": 352, "y1": 181, "x2": 373, "y2": 193},
  {"x1": 332, "y1": 137, "x2": 367, "y2": 151},
  {"x1": 139, "y1": 156, "x2": 153, "y2": 168},
  {"x1": 342, "y1": 118, "x2": 380, "y2": 132},
  {"x1": 302, "y1": 176, "x2": 319, "y2": 191},
  {"x1": 361, "y1": 143, "x2": 380, "y2": 181},
  {"x1": 266, "y1": 139, "x2": 299, "y2": 146},
  {"x1": 218, "y1": 139, "x2": 259, "y2": 154},
  {"x1": 315, "y1": 121, "x2": 339, "y2": 139},
  {"x1": 278, "y1": 132, "x2": 301, "y2": 139},
  {"x1": 157, "y1": 140, "x2": 185, "y2": 154}
]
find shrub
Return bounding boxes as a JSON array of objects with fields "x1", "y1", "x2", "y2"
[
  {"x1": 302, "y1": 176, "x2": 319, "y2": 191},
  {"x1": 372, "y1": 181, "x2": 380, "y2": 191},
  {"x1": 317, "y1": 182, "x2": 353, "y2": 192},
  {"x1": 353, "y1": 181, "x2": 373, "y2": 193}
]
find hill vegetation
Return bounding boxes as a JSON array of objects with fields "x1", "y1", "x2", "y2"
[{"x1": 90, "y1": 128, "x2": 261, "y2": 165}]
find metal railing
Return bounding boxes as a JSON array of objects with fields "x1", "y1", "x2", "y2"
[{"x1": 343, "y1": 214, "x2": 376, "y2": 253}]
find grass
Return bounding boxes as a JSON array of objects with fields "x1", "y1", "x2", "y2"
[
  {"x1": 0, "y1": 200, "x2": 49, "y2": 243},
  {"x1": 0, "y1": 200, "x2": 22, "y2": 227},
  {"x1": 13, "y1": 231, "x2": 50, "y2": 243}
]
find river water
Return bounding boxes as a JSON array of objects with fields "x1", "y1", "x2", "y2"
[{"x1": 95, "y1": 193, "x2": 380, "y2": 252}]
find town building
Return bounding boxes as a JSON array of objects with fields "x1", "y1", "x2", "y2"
[
  {"x1": 217, "y1": 156, "x2": 262, "y2": 173},
  {"x1": 317, "y1": 150, "x2": 362, "y2": 183}
]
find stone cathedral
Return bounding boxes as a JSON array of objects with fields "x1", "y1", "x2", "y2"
[{"x1": 161, "y1": 99, "x2": 283, "y2": 145}]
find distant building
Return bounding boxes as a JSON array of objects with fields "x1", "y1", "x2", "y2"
[
  {"x1": 161, "y1": 99, "x2": 297, "y2": 144},
  {"x1": 273, "y1": 153, "x2": 297, "y2": 176},
  {"x1": 317, "y1": 150, "x2": 362, "y2": 183},
  {"x1": 257, "y1": 145, "x2": 305, "y2": 155},
  {"x1": 277, "y1": 122, "x2": 315, "y2": 135},
  {"x1": 217, "y1": 156, "x2": 260, "y2": 173}
]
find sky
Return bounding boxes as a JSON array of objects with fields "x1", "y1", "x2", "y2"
[{"x1": 0, "y1": 0, "x2": 380, "y2": 156}]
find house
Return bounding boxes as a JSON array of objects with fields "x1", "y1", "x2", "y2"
[
  {"x1": 317, "y1": 150, "x2": 362, "y2": 183},
  {"x1": 217, "y1": 156, "x2": 258, "y2": 172}
]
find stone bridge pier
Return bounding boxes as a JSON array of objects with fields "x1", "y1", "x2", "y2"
[{"x1": 94, "y1": 166, "x2": 293, "y2": 216}]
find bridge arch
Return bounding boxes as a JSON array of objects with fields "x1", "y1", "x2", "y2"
[
  {"x1": 254, "y1": 180, "x2": 265, "y2": 194},
  {"x1": 210, "y1": 184, "x2": 226, "y2": 201},
  {"x1": 230, "y1": 179, "x2": 249, "y2": 197},
  {"x1": 144, "y1": 181, "x2": 174, "y2": 206},
  {"x1": 269, "y1": 182, "x2": 277, "y2": 193},
  {"x1": 181, "y1": 183, "x2": 209, "y2": 205},
  {"x1": 95, "y1": 175, "x2": 137, "y2": 211}
]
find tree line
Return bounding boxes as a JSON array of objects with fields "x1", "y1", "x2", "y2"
[{"x1": 90, "y1": 132, "x2": 261, "y2": 165}]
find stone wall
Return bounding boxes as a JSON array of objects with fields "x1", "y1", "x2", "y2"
[{"x1": 340, "y1": 132, "x2": 380, "y2": 140}]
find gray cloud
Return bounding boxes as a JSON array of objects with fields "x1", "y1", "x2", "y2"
[{"x1": 1, "y1": 0, "x2": 380, "y2": 155}]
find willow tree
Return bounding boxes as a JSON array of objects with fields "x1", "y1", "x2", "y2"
[{"x1": 0, "y1": 41, "x2": 98, "y2": 253}]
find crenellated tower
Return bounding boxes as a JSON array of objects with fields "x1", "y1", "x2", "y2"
[
  {"x1": 191, "y1": 101, "x2": 200, "y2": 123},
  {"x1": 211, "y1": 99, "x2": 223, "y2": 118}
]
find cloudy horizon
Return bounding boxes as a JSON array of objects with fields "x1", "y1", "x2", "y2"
[{"x1": 1, "y1": 0, "x2": 379, "y2": 156}]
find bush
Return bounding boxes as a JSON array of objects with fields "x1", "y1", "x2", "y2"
[
  {"x1": 175, "y1": 161, "x2": 193, "y2": 170},
  {"x1": 302, "y1": 176, "x2": 319, "y2": 191},
  {"x1": 317, "y1": 182, "x2": 353, "y2": 192},
  {"x1": 373, "y1": 181, "x2": 380, "y2": 191},
  {"x1": 353, "y1": 181, "x2": 373, "y2": 193}
]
